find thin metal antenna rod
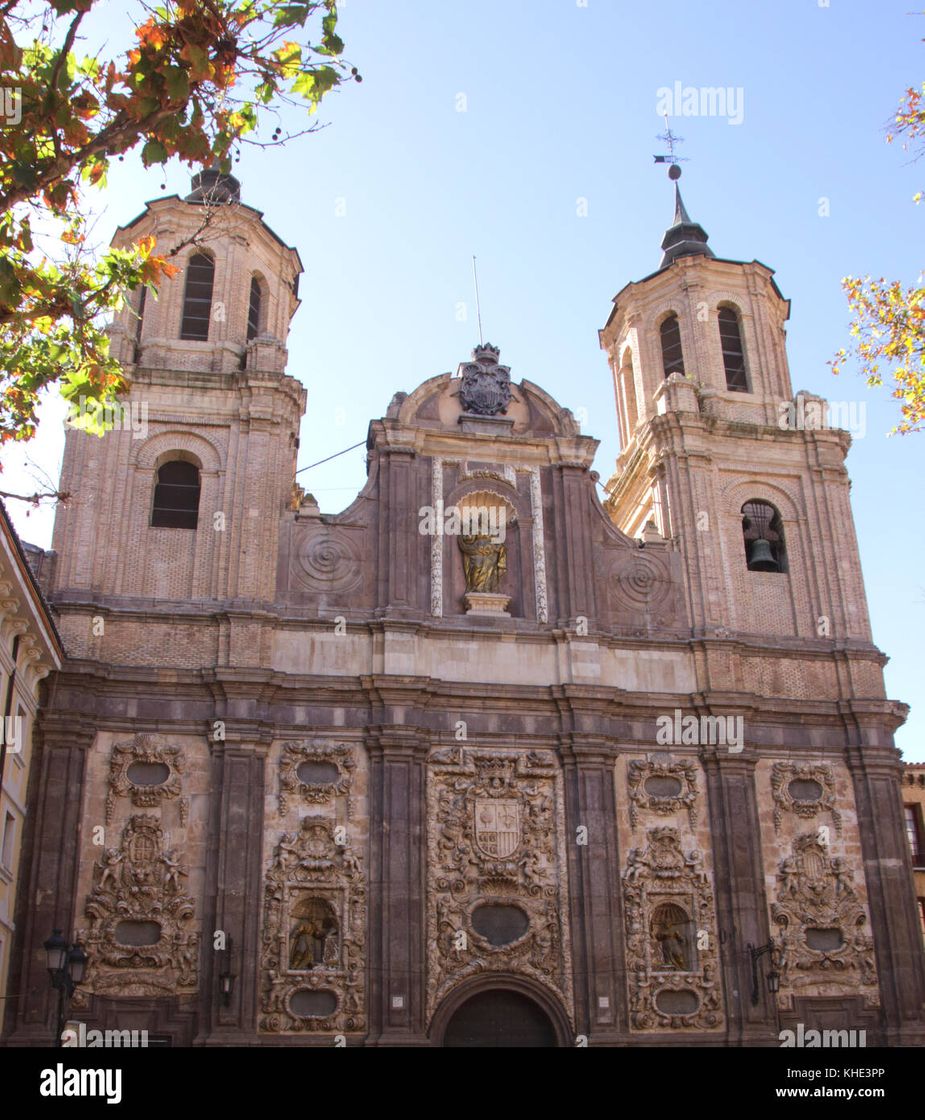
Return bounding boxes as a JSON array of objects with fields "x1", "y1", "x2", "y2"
[{"x1": 472, "y1": 255, "x2": 484, "y2": 346}]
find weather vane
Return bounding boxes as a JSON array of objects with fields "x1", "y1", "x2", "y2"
[{"x1": 654, "y1": 115, "x2": 689, "y2": 181}]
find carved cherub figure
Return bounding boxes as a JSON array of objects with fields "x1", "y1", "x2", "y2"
[{"x1": 97, "y1": 848, "x2": 122, "y2": 890}]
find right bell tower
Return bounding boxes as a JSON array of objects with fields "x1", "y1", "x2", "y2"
[
  {"x1": 599, "y1": 166, "x2": 925, "y2": 1045},
  {"x1": 599, "y1": 168, "x2": 873, "y2": 647}
]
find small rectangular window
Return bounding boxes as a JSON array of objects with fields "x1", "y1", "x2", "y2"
[
  {"x1": 1, "y1": 811, "x2": 14, "y2": 869},
  {"x1": 905, "y1": 805, "x2": 924, "y2": 866}
]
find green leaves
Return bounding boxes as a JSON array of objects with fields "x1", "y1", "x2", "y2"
[
  {"x1": 0, "y1": 0, "x2": 359, "y2": 449},
  {"x1": 163, "y1": 64, "x2": 190, "y2": 101},
  {"x1": 292, "y1": 64, "x2": 338, "y2": 110},
  {"x1": 273, "y1": 4, "x2": 312, "y2": 28}
]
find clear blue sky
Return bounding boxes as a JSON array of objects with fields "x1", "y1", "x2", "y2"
[{"x1": 5, "y1": 0, "x2": 924, "y2": 758}]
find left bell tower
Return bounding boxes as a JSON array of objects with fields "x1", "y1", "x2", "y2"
[{"x1": 49, "y1": 171, "x2": 306, "y2": 612}]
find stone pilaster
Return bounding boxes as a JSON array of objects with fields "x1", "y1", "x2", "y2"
[
  {"x1": 845, "y1": 737, "x2": 925, "y2": 1044},
  {"x1": 196, "y1": 737, "x2": 269, "y2": 1043},
  {"x1": 4, "y1": 714, "x2": 93, "y2": 1042},
  {"x1": 560, "y1": 737, "x2": 623, "y2": 1043},
  {"x1": 700, "y1": 746, "x2": 777, "y2": 1044},
  {"x1": 366, "y1": 724, "x2": 428, "y2": 1045}
]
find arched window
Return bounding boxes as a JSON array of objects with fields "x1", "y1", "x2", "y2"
[
  {"x1": 180, "y1": 253, "x2": 214, "y2": 341},
  {"x1": 660, "y1": 314, "x2": 685, "y2": 378},
  {"x1": 134, "y1": 285, "x2": 147, "y2": 342},
  {"x1": 619, "y1": 353, "x2": 638, "y2": 446},
  {"x1": 718, "y1": 306, "x2": 748, "y2": 392},
  {"x1": 151, "y1": 460, "x2": 201, "y2": 529},
  {"x1": 246, "y1": 275, "x2": 263, "y2": 341},
  {"x1": 742, "y1": 499, "x2": 786, "y2": 573}
]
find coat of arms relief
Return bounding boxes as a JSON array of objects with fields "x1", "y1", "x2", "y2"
[
  {"x1": 426, "y1": 747, "x2": 573, "y2": 1023},
  {"x1": 76, "y1": 814, "x2": 198, "y2": 1000}
]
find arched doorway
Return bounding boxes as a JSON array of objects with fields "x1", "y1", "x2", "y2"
[{"x1": 442, "y1": 989, "x2": 558, "y2": 1048}]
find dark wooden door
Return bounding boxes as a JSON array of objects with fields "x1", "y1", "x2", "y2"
[{"x1": 443, "y1": 990, "x2": 557, "y2": 1047}]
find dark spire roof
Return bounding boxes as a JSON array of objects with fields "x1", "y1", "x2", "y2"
[
  {"x1": 185, "y1": 169, "x2": 241, "y2": 204},
  {"x1": 659, "y1": 183, "x2": 714, "y2": 268}
]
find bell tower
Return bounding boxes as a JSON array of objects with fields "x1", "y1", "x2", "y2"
[
  {"x1": 599, "y1": 168, "x2": 873, "y2": 645},
  {"x1": 49, "y1": 171, "x2": 306, "y2": 612}
]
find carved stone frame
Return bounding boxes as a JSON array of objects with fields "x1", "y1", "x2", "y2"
[
  {"x1": 627, "y1": 757, "x2": 699, "y2": 830},
  {"x1": 771, "y1": 763, "x2": 841, "y2": 835},
  {"x1": 106, "y1": 733, "x2": 184, "y2": 824},
  {"x1": 278, "y1": 741, "x2": 355, "y2": 815}
]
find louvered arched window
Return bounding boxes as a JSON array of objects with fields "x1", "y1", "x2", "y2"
[
  {"x1": 660, "y1": 314, "x2": 685, "y2": 378},
  {"x1": 180, "y1": 253, "x2": 214, "y2": 341},
  {"x1": 151, "y1": 460, "x2": 201, "y2": 530},
  {"x1": 719, "y1": 307, "x2": 748, "y2": 392},
  {"x1": 246, "y1": 275, "x2": 264, "y2": 341}
]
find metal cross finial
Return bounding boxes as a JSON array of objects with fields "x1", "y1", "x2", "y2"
[{"x1": 654, "y1": 115, "x2": 689, "y2": 178}]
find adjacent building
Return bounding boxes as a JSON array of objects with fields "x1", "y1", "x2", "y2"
[{"x1": 0, "y1": 503, "x2": 62, "y2": 1015}]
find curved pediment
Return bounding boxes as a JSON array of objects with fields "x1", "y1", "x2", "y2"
[{"x1": 386, "y1": 345, "x2": 581, "y2": 441}]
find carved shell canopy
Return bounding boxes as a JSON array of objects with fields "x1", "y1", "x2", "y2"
[{"x1": 455, "y1": 489, "x2": 517, "y2": 528}]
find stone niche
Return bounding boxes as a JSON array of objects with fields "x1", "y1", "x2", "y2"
[
  {"x1": 622, "y1": 827, "x2": 723, "y2": 1032},
  {"x1": 260, "y1": 819, "x2": 366, "y2": 1036}
]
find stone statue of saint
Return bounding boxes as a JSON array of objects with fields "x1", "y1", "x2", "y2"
[
  {"x1": 459, "y1": 533, "x2": 506, "y2": 593},
  {"x1": 652, "y1": 904, "x2": 690, "y2": 970},
  {"x1": 289, "y1": 910, "x2": 338, "y2": 970}
]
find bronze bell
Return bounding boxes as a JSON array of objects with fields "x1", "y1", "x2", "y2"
[{"x1": 748, "y1": 538, "x2": 779, "y2": 572}]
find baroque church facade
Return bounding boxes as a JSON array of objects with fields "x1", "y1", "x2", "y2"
[{"x1": 5, "y1": 170, "x2": 924, "y2": 1047}]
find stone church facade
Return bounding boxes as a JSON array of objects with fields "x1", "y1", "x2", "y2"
[{"x1": 5, "y1": 172, "x2": 924, "y2": 1046}]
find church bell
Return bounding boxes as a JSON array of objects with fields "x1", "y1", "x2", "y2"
[{"x1": 747, "y1": 538, "x2": 779, "y2": 572}]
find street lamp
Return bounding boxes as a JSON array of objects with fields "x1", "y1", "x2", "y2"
[
  {"x1": 748, "y1": 939, "x2": 779, "y2": 1005},
  {"x1": 219, "y1": 937, "x2": 236, "y2": 1007},
  {"x1": 43, "y1": 929, "x2": 88, "y2": 1046}
]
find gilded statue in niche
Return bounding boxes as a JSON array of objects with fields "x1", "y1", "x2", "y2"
[{"x1": 459, "y1": 534, "x2": 506, "y2": 593}]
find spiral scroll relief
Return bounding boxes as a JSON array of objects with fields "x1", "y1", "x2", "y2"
[
  {"x1": 613, "y1": 554, "x2": 672, "y2": 612},
  {"x1": 297, "y1": 530, "x2": 362, "y2": 593}
]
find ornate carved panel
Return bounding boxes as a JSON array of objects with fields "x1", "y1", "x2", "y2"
[
  {"x1": 622, "y1": 827, "x2": 722, "y2": 1031},
  {"x1": 278, "y1": 741, "x2": 356, "y2": 814},
  {"x1": 259, "y1": 818, "x2": 366, "y2": 1034},
  {"x1": 105, "y1": 733, "x2": 184, "y2": 824},
  {"x1": 771, "y1": 763, "x2": 841, "y2": 835},
  {"x1": 76, "y1": 815, "x2": 198, "y2": 999},
  {"x1": 426, "y1": 747, "x2": 573, "y2": 1024},
  {"x1": 627, "y1": 758, "x2": 698, "y2": 830},
  {"x1": 772, "y1": 832, "x2": 878, "y2": 1003}
]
